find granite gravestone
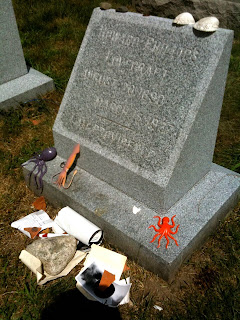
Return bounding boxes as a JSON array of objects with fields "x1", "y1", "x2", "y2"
[
  {"x1": 53, "y1": 8, "x2": 234, "y2": 212},
  {"x1": 23, "y1": 8, "x2": 240, "y2": 281},
  {"x1": 0, "y1": 0, "x2": 54, "y2": 109}
]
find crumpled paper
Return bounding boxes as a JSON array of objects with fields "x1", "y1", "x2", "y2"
[{"x1": 75, "y1": 244, "x2": 131, "y2": 307}]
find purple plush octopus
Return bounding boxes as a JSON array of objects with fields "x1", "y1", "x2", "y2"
[{"x1": 22, "y1": 147, "x2": 57, "y2": 191}]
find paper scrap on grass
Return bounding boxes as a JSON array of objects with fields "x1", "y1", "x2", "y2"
[
  {"x1": 84, "y1": 244, "x2": 127, "y2": 281},
  {"x1": 154, "y1": 305, "x2": 163, "y2": 311},
  {"x1": 75, "y1": 262, "x2": 131, "y2": 307},
  {"x1": 30, "y1": 119, "x2": 42, "y2": 126},
  {"x1": 11, "y1": 210, "x2": 55, "y2": 238},
  {"x1": 32, "y1": 196, "x2": 46, "y2": 211},
  {"x1": 19, "y1": 249, "x2": 86, "y2": 285}
]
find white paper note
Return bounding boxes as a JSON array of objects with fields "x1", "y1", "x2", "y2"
[
  {"x1": 84, "y1": 244, "x2": 127, "y2": 281},
  {"x1": 11, "y1": 210, "x2": 55, "y2": 238}
]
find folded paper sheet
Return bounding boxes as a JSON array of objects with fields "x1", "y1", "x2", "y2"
[
  {"x1": 75, "y1": 244, "x2": 131, "y2": 307},
  {"x1": 54, "y1": 207, "x2": 103, "y2": 245},
  {"x1": 11, "y1": 210, "x2": 55, "y2": 238},
  {"x1": 19, "y1": 250, "x2": 86, "y2": 285}
]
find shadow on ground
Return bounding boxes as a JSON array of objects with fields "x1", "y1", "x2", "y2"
[{"x1": 41, "y1": 288, "x2": 122, "y2": 320}]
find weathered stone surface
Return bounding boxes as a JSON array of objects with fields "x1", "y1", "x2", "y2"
[
  {"x1": 23, "y1": 159, "x2": 240, "y2": 282},
  {"x1": 135, "y1": 0, "x2": 240, "y2": 30},
  {"x1": 0, "y1": 0, "x2": 27, "y2": 85},
  {"x1": 0, "y1": 68, "x2": 55, "y2": 110},
  {"x1": 23, "y1": 8, "x2": 240, "y2": 281},
  {"x1": 0, "y1": 0, "x2": 54, "y2": 110},
  {"x1": 26, "y1": 236, "x2": 77, "y2": 276},
  {"x1": 53, "y1": 8, "x2": 233, "y2": 211}
]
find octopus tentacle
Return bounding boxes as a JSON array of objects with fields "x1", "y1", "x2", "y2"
[
  {"x1": 150, "y1": 232, "x2": 161, "y2": 243},
  {"x1": 22, "y1": 158, "x2": 38, "y2": 166},
  {"x1": 168, "y1": 234, "x2": 179, "y2": 246},
  {"x1": 148, "y1": 225, "x2": 160, "y2": 232},
  {"x1": 170, "y1": 224, "x2": 179, "y2": 235},
  {"x1": 28, "y1": 162, "x2": 39, "y2": 185},
  {"x1": 164, "y1": 234, "x2": 170, "y2": 248},
  {"x1": 170, "y1": 215, "x2": 176, "y2": 228},
  {"x1": 157, "y1": 234, "x2": 164, "y2": 248},
  {"x1": 34, "y1": 165, "x2": 43, "y2": 189},
  {"x1": 153, "y1": 216, "x2": 161, "y2": 227},
  {"x1": 37, "y1": 163, "x2": 48, "y2": 191}
]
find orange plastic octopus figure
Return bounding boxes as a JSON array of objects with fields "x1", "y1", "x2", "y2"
[{"x1": 148, "y1": 215, "x2": 180, "y2": 249}]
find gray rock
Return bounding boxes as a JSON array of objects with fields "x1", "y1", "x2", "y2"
[
  {"x1": 134, "y1": 0, "x2": 240, "y2": 30},
  {"x1": 116, "y1": 6, "x2": 129, "y2": 13},
  {"x1": 100, "y1": 2, "x2": 112, "y2": 10},
  {"x1": 26, "y1": 236, "x2": 77, "y2": 276}
]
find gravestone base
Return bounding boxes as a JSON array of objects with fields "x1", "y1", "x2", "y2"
[
  {"x1": 0, "y1": 68, "x2": 54, "y2": 110},
  {"x1": 22, "y1": 158, "x2": 240, "y2": 282}
]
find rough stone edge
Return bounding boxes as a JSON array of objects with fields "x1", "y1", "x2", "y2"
[{"x1": 0, "y1": 68, "x2": 55, "y2": 110}]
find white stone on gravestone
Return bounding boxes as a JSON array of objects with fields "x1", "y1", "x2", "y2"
[{"x1": 0, "y1": 0, "x2": 54, "y2": 109}]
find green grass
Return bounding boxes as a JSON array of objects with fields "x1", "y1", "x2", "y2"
[
  {"x1": 213, "y1": 31, "x2": 240, "y2": 172},
  {"x1": 0, "y1": 1, "x2": 239, "y2": 319},
  {"x1": 14, "y1": 0, "x2": 132, "y2": 91}
]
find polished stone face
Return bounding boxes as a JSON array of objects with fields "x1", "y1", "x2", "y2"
[
  {"x1": 0, "y1": 0, "x2": 27, "y2": 85},
  {"x1": 54, "y1": 8, "x2": 233, "y2": 210}
]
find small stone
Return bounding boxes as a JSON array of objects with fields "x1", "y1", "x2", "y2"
[
  {"x1": 26, "y1": 235, "x2": 77, "y2": 275},
  {"x1": 100, "y1": 2, "x2": 112, "y2": 10},
  {"x1": 116, "y1": 6, "x2": 128, "y2": 13}
]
